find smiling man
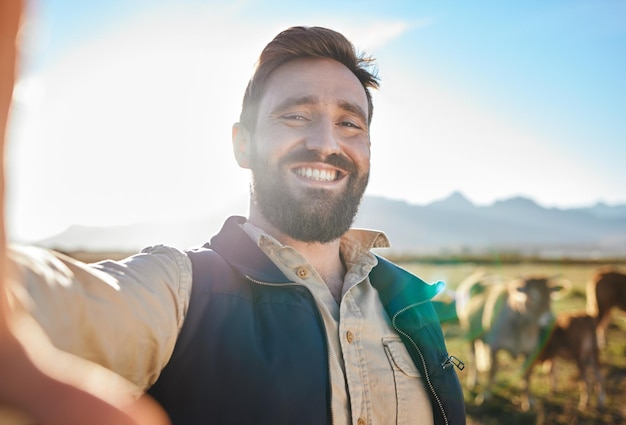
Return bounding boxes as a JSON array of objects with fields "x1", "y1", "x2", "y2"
[{"x1": 5, "y1": 26, "x2": 465, "y2": 424}]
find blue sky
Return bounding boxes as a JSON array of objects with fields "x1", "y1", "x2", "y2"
[{"x1": 6, "y1": 0, "x2": 626, "y2": 242}]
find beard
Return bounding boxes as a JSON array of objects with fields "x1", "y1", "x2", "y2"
[{"x1": 249, "y1": 147, "x2": 369, "y2": 243}]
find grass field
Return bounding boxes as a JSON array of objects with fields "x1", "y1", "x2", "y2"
[{"x1": 398, "y1": 259, "x2": 626, "y2": 425}]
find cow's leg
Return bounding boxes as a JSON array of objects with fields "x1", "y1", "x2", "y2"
[
  {"x1": 477, "y1": 347, "x2": 498, "y2": 405},
  {"x1": 521, "y1": 357, "x2": 534, "y2": 412},
  {"x1": 591, "y1": 348, "x2": 606, "y2": 408},
  {"x1": 467, "y1": 340, "x2": 478, "y2": 390},
  {"x1": 595, "y1": 307, "x2": 611, "y2": 349},
  {"x1": 594, "y1": 367, "x2": 606, "y2": 408},
  {"x1": 521, "y1": 356, "x2": 535, "y2": 412},
  {"x1": 575, "y1": 361, "x2": 591, "y2": 410},
  {"x1": 542, "y1": 359, "x2": 556, "y2": 394}
]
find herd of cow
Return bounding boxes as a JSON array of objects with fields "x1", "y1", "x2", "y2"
[{"x1": 445, "y1": 267, "x2": 626, "y2": 411}]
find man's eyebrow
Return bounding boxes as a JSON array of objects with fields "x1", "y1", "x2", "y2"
[
  {"x1": 271, "y1": 95, "x2": 319, "y2": 114},
  {"x1": 338, "y1": 100, "x2": 368, "y2": 124}
]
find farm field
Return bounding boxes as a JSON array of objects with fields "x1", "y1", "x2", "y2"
[{"x1": 398, "y1": 259, "x2": 626, "y2": 425}]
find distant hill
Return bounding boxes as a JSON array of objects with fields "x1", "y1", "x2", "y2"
[{"x1": 35, "y1": 192, "x2": 626, "y2": 259}]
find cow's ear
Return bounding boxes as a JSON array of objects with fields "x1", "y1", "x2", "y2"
[
  {"x1": 549, "y1": 277, "x2": 572, "y2": 299},
  {"x1": 550, "y1": 286, "x2": 567, "y2": 300}
]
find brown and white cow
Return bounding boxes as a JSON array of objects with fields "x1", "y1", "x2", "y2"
[
  {"x1": 587, "y1": 268, "x2": 626, "y2": 348},
  {"x1": 456, "y1": 271, "x2": 567, "y2": 410},
  {"x1": 525, "y1": 312, "x2": 605, "y2": 410}
]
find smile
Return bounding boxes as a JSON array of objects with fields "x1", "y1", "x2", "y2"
[{"x1": 294, "y1": 167, "x2": 339, "y2": 182}]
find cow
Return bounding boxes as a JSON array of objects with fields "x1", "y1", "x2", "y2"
[
  {"x1": 525, "y1": 312, "x2": 605, "y2": 410},
  {"x1": 455, "y1": 270, "x2": 568, "y2": 411},
  {"x1": 586, "y1": 268, "x2": 626, "y2": 348}
]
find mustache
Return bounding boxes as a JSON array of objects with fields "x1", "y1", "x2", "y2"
[{"x1": 280, "y1": 150, "x2": 356, "y2": 174}]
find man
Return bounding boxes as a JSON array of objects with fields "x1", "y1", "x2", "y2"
[{"x1": 3, "y1": 22, "x2": 465, "y2": 425}]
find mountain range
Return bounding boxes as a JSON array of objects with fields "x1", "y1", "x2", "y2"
[{"x1": 36, "y1": 192, "x2": 626, "y2": 259}]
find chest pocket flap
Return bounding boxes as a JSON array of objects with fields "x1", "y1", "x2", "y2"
[{"x1": 383, "y1": 336, "x2": 421, "y2": 378}]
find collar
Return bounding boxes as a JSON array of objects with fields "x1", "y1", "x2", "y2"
[
  {"x1": 242, "y1": 222, "x2": 390, "y2": 287},
  {"x1": 241, "y1": 221, "x2": 390, "y2": 260},
  {"x1": 208, "y1": 216, "x2": 443, "y2": 308}
]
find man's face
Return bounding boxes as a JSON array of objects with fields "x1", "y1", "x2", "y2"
[{"x1": 248, "y1": 57, "x2": 371, "y2": 243}]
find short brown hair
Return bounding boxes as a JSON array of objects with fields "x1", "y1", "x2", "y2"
[{"x1": 239, "y1": 26, "x2": 379, "y2": 132}]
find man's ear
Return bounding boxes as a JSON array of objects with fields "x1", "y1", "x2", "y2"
[{"x1": 232, "y1": 122, "x2": 251, "y2": 169}]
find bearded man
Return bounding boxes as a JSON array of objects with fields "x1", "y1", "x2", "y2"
[{"x1": 3, "y1": 25, "x2": 466, "y2": 425}]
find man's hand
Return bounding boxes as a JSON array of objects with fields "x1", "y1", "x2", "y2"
[{"x1": 0, "y1": 1, "x2": 170, "y2": 423}]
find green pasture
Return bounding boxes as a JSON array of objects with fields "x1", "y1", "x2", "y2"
[{"x1": 398, "y1": 259, "x2": 626, "y2": 425}]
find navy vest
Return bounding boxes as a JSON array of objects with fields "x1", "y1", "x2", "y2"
[{"x1": 148, "y1": 249, "x2": 331, "y2": 425}]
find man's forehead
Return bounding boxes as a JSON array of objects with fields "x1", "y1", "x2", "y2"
[{"x1": 260, "y1": 58, "x2": 368, "y2": 111}]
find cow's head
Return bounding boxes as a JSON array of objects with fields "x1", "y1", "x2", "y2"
[{"x1": 509, "y1": 276, "x2": 569, "y2": 326}]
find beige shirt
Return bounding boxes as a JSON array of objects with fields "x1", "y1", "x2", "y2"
[
  {"x1": 5, "y1": 223, "x2": 433, "y2": 425},
  {"x1": 245, "y1": 223, "x2": 433, "y2": 425}
]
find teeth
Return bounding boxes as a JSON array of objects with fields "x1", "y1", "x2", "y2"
[{"x1": 295, "y1": 167, "x2": 338, "y2": 182}]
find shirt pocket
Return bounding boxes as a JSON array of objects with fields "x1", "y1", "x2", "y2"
[{"x1": 382, "y1": 336, "x2": 434, "y2": 425}]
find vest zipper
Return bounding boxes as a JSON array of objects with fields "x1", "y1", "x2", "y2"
[
  {"x1": 243, "y1": 275, "x2": 334, "y2": 425},
  {"x1": 392, "y1": 303, "x2": 449, "y2": 425}
]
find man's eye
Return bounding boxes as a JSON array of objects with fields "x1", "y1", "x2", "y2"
[
  {"x1": 283, "y1": 114, "x2": 306, "y2": 121},
  {"x1": 340, "y1": 121, "x2": 361, "y2": 129}
]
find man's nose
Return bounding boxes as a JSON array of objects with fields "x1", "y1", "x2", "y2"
[{"x1": 304, "y1": 118, "x2": 341, "y2": 156}]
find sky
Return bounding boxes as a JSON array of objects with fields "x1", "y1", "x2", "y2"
[{"x1": 6, "y1": 0, "x2": 626, "y2": 243}]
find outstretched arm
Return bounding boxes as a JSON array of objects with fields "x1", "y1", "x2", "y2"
[{"x1": 0, "y1": 1, "x2": 169, "y2": 423}]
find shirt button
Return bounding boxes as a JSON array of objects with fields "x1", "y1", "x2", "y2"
[
  {"x1": 296, "y1": 267, "x2": 308, "y2": 279},
  {"x1": 346, "y1": 330, "x2": 354, "y2": 343},
  {"x1": 357, "y1": 418, "x2": 366, "y2": 425}
]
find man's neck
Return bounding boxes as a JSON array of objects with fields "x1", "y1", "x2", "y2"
[{"x1": 247, "y1": 213, "x2": 347, "y2": 302}]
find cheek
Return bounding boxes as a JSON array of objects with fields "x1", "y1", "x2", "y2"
[
  {"x1": 249, "y1": 139, "x2": 280, "y2": 166},
  {"x1": 255, "y1": 126, "x2": 302, "y2": 157},
  {"x1": 348, "y1": 141, "x2": 371, "y2": 168}
]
